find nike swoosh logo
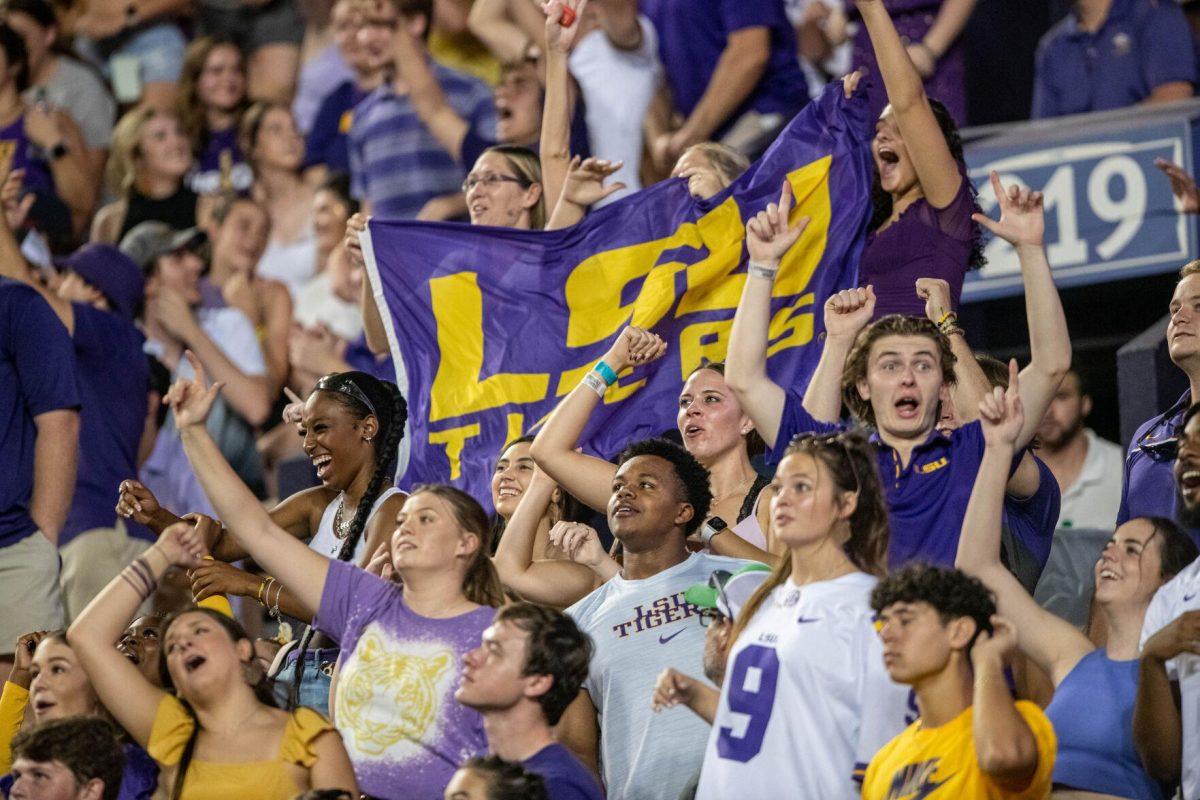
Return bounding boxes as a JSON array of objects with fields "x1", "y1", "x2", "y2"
[
  {"x1": 796, "y1": 617, "x2": 821, "y2": 624},
  {"x1": 1185, "y1": 592, "x2": 1198, "y2": 602},
  {"x1": 658, "y1": 629, "x2": 686, "y2": 644}
]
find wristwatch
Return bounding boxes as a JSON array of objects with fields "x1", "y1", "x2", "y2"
[{"x1": 700, "y1": 517, "x2": 728, "y2": 548}]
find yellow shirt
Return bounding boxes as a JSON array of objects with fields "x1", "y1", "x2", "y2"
[
  {"x1": 0, "y1": 682, "x2": 29, "y2": 775},
  {"x1": 861, "y1": 702, "x2": 1056, "y2": 800},
  {"x1": 147, "y1": 694, "x2": 337, "y2": 800}
]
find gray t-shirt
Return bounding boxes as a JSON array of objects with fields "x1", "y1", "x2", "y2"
[
  {"x1": 30, "y1": 57, "x2": 116, "y2": 150},
  {"x1": 566, "y1": 552, "x2": 752, "y2": 800}
]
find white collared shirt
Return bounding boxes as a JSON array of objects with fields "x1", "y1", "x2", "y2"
[{"x1": 1057, "y1": 429, "x2": 1125, "y2": 532}]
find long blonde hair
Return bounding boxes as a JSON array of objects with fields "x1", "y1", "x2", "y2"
[
  {"x1": 730, "y1": 432, "x2": 889, "y2": 644},
  {"x1": 106, "y1": 107, "x2": 180, "y2": 196}
]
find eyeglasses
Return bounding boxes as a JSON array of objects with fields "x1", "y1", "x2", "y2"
[
  {"x1": 461, "y1": 172, "x2": 529, "y2": 193},
  {"x1": 698, "y1": 608, "x2": 726, "y2": 628}
]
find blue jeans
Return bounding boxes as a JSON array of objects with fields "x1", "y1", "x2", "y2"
[{"x1": 272, "y1": 647, "x2": 336, "y2": 714}]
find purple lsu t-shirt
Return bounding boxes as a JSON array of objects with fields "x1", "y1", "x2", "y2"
[
  {"x1": 0, "y1": 280, "x2": 79, "y2": 546},
  {"x1": 61, "y1": 304, "x2": 152, "y2": 546},
  {"x1": 770, "y1": 389, "x2": 1021, "y2": 567},
  {"x1": 316, "y1": 559, "x2": 494, "y2": 800},
  {"x1": 641, "y1": 0, "x2": 807, "y2": 129},
  {"x1": 187, "y1": 127, "x2": 254, "y2": 195},
  {"x1": 524, "y1": 743, "x2": 604, "y2": 800}
]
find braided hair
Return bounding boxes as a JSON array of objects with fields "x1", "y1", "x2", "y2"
[{"x1": 288, "y1": 371, "x2": 408, "y2": 708}]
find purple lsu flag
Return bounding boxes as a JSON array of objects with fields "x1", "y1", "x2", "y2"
[{"x1": 362, "y1": 83, "x2": 874, "y2": 504}]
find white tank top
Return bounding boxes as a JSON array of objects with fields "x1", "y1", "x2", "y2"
[{"x1": 310, "y1": 486, "x2": 402, "y2": 565}]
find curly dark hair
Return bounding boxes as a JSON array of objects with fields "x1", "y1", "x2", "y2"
[
  {"x1": 12, "y1": 717, "x2": 125, "y2": 800},
  {"x1": 871, "y1": 564, "x2": 996, "y2": 651},
  {"x1": 868, "y1": 98, "x2": 985, "y2": 271},
  {"x1": 495, "y1": 602, "x2": 593, "y2": 725},
  {"x1": 617, "y1": 438, "x2": 713, "y2": 535},
  {"x1": 841, "y1": 315, "x2": 957, "y2": 427},
  {"x1": 460, "y1": 755, "x2": 550, "y2": 800}
]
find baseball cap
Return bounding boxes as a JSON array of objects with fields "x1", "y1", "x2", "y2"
[
  {"x1": 54, "y1": 243, "x2": 144, "y2": 319},
  {"x1": 118, "y1": 222, "x2": 208, "y2": 273},
  {"x1": 685, "y1": 562, "x2": 772, "y2": 622}
]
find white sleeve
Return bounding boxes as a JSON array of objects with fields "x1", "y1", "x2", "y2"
[
  {"x1": 1141, "y1": 581, "x2": 1180, "y2": 680},
  {"x1": 206, "y1": 308, "x2": 268, "y2": 377},
  {"x1": 853, "y1": 617, "x2": 911, "y2": 786}
]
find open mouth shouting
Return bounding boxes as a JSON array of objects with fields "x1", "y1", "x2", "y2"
[
  {"x1": 893, "y1": 394, "x2": 921, "y2": 422},
  {"x1": 312, "y1": 453, "x2": 333, "y2": 480},
  {"x1": 183, "y1": 654, "x2": 207, "y2": 674},
  {"x1": 612, "y1": 501, "x2": 639, "y2": 519},
  {"x1": 877, "y1": 145, "x2": 900, "y2": 182}
]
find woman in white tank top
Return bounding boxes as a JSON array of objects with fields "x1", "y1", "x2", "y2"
[{"x1": 117, "y1": 370, "x2": 408, "y2": 711}]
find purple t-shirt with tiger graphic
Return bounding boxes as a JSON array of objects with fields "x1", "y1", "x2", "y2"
[{"x1": 316, "y1": 559, "x2": 494, "y2": 800}]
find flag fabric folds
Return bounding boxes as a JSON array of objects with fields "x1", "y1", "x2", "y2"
[{"x1": 363, "y1": 82, "x2": 876, "y2": 506}]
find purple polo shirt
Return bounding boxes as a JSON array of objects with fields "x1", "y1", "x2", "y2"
[
  {"x1": 1001, "y1": 456, "x2": 1059, "y2": 574},
  {"x1": 770, "y1": 388, "x2": 1021, "y2": 567},
  {"x1": 1117, "y1": 392, "x2": 1200, "y2": 545},
  {"x1": 1032, "y1": 0, "x2": 1197, "y2": 119},
  {"x1": 641, "y1": 0, "x2": 808, "y2": 130},
  {"x1": 61, "y1": 304, "x2": 153, "y2": 546},
  {"x1": 0, "y1": 280, "x2": 80, "y2": 547}
]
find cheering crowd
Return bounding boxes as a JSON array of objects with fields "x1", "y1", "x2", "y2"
[{"x1": 2, "y1": 0, "x2": 1200, "y2": 798}]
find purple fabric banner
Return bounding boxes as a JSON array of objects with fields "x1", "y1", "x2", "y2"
[{"x1": 364, "y1": 83, "x2": 875, "y2": 506}]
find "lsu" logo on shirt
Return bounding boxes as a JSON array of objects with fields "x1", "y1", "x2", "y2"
[{"x1": 917, "y1": 457, "x2": 948, "y2": 475}]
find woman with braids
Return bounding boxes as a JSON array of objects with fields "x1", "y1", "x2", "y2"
[
  {"x1": 957, "y1": 364, "x2": 1197, "y2": 800},
  {"x1": 167, "y1": 354, "x2": 506, "y2": 800},
  {"x1": 529, "y1": 326, "x2": 779, "y2": 572},
  {"x1": 850, "y1": 0, "x2": 983, "y2": 319},
  {"x1": 664, "y1": 432, "x2": 909, "y2": 799},
  {"x1": 66, "y1": 525, "x2": 358, "y2": 800},
  {"x1": 115, "y1": 369, "x2": 408, "y2": 712},
  {"x1": 0, "y1": 630, "x2": 159, "y2": 798}
]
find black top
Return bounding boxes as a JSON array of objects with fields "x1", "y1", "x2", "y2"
[{"x1": 119, "y1": 185, "x2": 199, "y2": 240}]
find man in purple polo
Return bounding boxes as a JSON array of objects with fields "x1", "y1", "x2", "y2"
[
  {"x1": 1032, "y1": 0, "x2": 1194, "y2": 119},
  {"x1": 726, "y1": 173, "x2": 1070, "y2": 568},
  {"x1": 1118, "y1": 259, "x2": 1200, "y2": 545}
]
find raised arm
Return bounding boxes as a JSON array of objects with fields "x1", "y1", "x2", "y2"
[
  {"x1": 725, "y1": 181, "x2": 811, "y2": 445},
  {"x1": 970, "y1": 616, "x2": 1042, "y2": 787},
  {"x1": 854, "y1": 0, "x2": 961, "y2": 208},
  {"x1": 972, "y1": 172, "x2": 1070, "y2": 450},
  {"x1": 66, "y1": 527, "x2": 204, "y2": 747},
  {"x1": 529, "y1": 326, "x2": 666, "y2": 512},
  {"x1": 349, "y1": 214, "x2": 391, "y2": 356},
  {"x1": 491, "y1": 468, "x2": 604, "y2": 606},
  {"x1": 468, "y1": 0, "x2": 544, "y2": 63},
  {"x1": 168, "y1": 352, "x2": 331, "y2": 616},
  {"x1": 1135, "y1": 607, "x2": 1199, "y2": 784},
  {"x1": 539, "y1": 0, "x2": 587, "y2": 215},
  {"x1": 956, "y1": 363, "x2": 1091, "y2": 685},
  {"x1": 392, "y1": 24, "x2": 469, "y2": 161},
  {"x1": 801, "y1": 287, "x2": 875, "y2": 425},
  {"x1": 545, "y1": 156, "x2": 626, "y2": 230}
]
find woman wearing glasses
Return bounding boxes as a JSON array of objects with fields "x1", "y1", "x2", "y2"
[
  {"x1": 116, "y1": 369, "x2": 408, "y2": 713},
  {"x1": 691, "y1": 430, "x2": 910, "y2": 800}
]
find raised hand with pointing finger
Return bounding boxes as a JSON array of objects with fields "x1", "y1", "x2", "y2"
[
  {"x1": 746, "y1": 180, "x2": 812, "y2": 274},
  {"x1": 163, "y1": 350, "x2": 224, "y2": 430},
  {"x1": 972, "y1": 171, "x2": 1044, "y2": 249}
]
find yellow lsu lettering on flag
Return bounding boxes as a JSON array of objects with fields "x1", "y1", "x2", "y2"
[{"x1": 425, "y1": 157, "x2": 833, "y2": 470}]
